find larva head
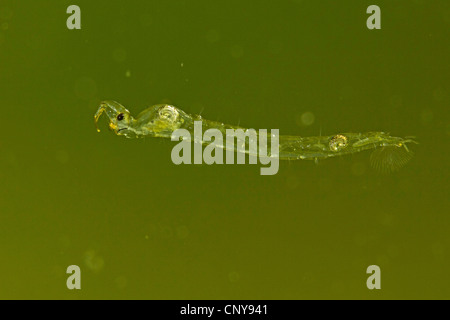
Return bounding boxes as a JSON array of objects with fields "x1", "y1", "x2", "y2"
[
  {"x1": 94, "y1": 101, "x2": 133, "y2": 134},
  {"x1": 132, "y1": 104, "x2": 187, "y2": 136}
]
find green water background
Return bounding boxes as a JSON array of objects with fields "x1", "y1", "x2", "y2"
[{"x1": 0, "y1": 0, "x2": 449, "y2": 299}]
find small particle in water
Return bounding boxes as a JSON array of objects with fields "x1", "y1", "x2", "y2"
[
  {"x1": 84, "y1": 250, "x2": 104, "y2": 273},
  {"x1": 180, "y1": 62, "x2": 184, "y2": 67},
  {"x1": 125, "y1": 70, "x2": 131, "y2": 77},
  {"x1": 296, "y1": 111, "x2": 315, "y2": 126}
]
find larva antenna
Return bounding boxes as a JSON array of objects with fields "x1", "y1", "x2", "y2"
[{"x1": 94, "y1": 103, "x2": 107, "y2": 132}]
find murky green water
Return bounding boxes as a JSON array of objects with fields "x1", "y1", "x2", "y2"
[{"x1": 0, "y1": 0, "x2": 449, "y2": 299}]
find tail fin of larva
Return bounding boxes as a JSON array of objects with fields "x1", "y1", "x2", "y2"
[{"x1": 370, "y1": 146, "x2": 414, "y2": 173}]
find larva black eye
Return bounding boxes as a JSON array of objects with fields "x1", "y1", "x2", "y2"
[{"x1": 117, "y1": 113, "x2": 124, "y2": 121}]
